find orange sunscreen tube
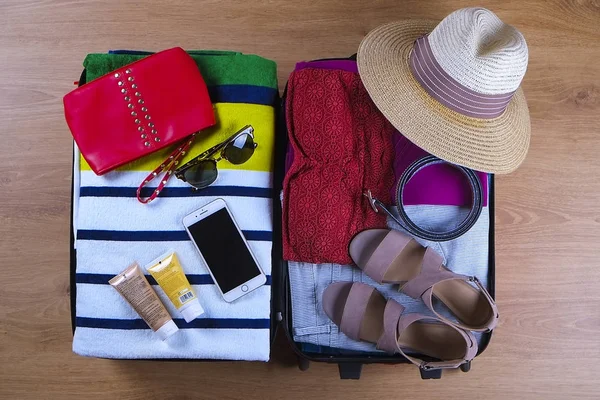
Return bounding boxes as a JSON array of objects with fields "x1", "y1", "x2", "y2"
[
  {"x1": 109, "y1": 263, "x2": 179, "y2": 340},
  {"x1": 146, "y1": 252, "x2": 204, "y2": 322}
]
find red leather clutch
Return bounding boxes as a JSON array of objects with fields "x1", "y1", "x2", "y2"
[{"x1": 64, "y1": 47, "x2": 215, "y2": 175}]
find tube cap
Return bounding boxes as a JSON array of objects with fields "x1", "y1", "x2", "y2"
[
  {"x1": 155, "y1": 320, "x2": 179, "y2": 340},
  {"x1": 180, "y1": 298, "x2": 205, "y2": 322}
]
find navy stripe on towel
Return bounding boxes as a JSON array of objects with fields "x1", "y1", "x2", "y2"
[
  {"x1": 76, "y1": 317, "x2": 270, "y2": 330},
  {"x1": 80, "y1": 186, "x2": 272, "y2": 199},
  {"x1": 76, "y1": 273, "x2": 272, "y2": 286},
  {"x1": 77, "y1": 230, "x2": 272, "y2": 242},
  {"x1": 208, "y1": 85, "x2": 277, "y2": 106}
]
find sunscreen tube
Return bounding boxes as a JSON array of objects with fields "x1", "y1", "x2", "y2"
[
  {"x1": 109, "y1": 263, "x2": 179, "y2": 340},
  {"x1": 146, "y1": 251, "x2": 204, "y2": 322}
]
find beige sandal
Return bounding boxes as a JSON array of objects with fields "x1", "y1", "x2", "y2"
[
  {"x1": 323, "y1": 282, "x2": 477, "y2": 369},
  {"x1": 349, "y1": 229, "x2": 498, "y2": 332}
]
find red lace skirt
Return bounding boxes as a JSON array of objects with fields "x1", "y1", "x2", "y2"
[{"x1": 282, "y1": 68, "x2": 395, "y2": 264}]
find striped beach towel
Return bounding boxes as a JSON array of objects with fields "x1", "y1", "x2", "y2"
[{"x1": 72, "y1": 51, "x2": 278, "y2": 360}]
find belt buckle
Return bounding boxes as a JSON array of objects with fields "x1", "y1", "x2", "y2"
[{"x1": 363, "y1": 190, "x2": 379, "y2": 213}]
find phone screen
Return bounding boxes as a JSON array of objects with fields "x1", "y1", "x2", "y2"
[{"x1": 187, "y1": 208, "x2": 261, "y2": 293}]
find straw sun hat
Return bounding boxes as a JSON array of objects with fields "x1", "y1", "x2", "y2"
[{"x1": 357, "y1": 7, "x2": 530, "y2": 174}]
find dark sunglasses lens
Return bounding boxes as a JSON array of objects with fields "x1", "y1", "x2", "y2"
[
  {"x1": 223, "y1": 134, "x2": 256, "y2": 165},
  {"x1": 183, "y1": 160, "x2": 218, "y2": 188}
]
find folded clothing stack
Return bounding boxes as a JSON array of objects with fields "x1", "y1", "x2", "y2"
[
  {"x1": 72, "y1": 51, "x2": 277, "y2": 360},
  {"x1": 284, "y1": 59, "x2": 490, "y2": 354},
  {"x1": 289, "y1": 203, "x2": 490, "y2": 353}
]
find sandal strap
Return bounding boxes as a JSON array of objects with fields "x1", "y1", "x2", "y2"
[
  {"x1": 363, "y1": 230, "x2": 413, "y2": 283},
  {"x1": 394, "y1": 315, "x2": 479, "y2": 369},
  {"x1": 405, "y1": 355, "x2": 469, "y2": 370},
  {"x1": 471, "y1": 276, "x2": 499, "y2": 330},
  {"x1": 421, "y1": 277, "x2": 499, "y2": 332},
  {"x1": 401, "y1": 247, "x2": 470, "y2": 298},
  {"x1": 375, "y1": 300, "x2": 406, "y2": 353},
  {"x1": 339, "y1": 283, "x2": 375, "y2": 341}
]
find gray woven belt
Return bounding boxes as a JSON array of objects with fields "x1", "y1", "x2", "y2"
[{"x1": 365, "y1": 155, "x2": 483, "y2": 242}]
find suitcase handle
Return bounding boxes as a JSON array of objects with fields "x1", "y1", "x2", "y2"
[{"x1": 338, "y1": 363, "x2": 363, "y2": 379}]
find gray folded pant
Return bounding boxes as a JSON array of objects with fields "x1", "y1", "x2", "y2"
[{"x1": 288, "y1": 205, "x2": 490, "y2": 352}]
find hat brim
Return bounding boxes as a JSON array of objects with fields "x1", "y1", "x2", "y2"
[{"x1": 357, "y1": 20, "x2": 531, "y2": 174}]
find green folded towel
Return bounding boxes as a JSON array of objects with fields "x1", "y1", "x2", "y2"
[{"x1": 83, "y1": 50, "x2": 278, "y2": 89}]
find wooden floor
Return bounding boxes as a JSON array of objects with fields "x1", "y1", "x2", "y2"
[{"x1": 1, "y1": 0, "x2": 599, "y2": 398}]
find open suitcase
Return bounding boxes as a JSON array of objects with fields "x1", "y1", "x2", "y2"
[
  {"x1": 70, "y1": 54, "x2": 495, "y2": 380},
  {"x1": 272, "y1": 56, "x2": 495, "y2": 379}
]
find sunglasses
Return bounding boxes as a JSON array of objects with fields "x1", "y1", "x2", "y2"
[{"x1": 174, "y1": 125, "x2": 257, "y2": 189}]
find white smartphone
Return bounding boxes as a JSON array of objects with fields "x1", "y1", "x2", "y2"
[{"x1": 183, "y1": 198, "x2": 267, "y2": 302}]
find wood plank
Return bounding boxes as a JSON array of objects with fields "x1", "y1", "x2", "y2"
[{"x1": 1, "y1": 0, "x2": 599, "y2": 398}]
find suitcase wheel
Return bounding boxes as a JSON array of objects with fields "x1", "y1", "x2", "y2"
[
  {"x1": 297, "y1": 356, "x2": 310, "y2": 371},
  {"x1": 419, "y1": 367, "x2": 443, "y2": 379},
  {"x1": 460, "y1": 361, "x2": 471, "y2": 373}
]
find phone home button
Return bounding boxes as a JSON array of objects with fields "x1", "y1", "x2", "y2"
[{"x1": 241, "y1": 285, "x2": 249, "y2": 292}]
